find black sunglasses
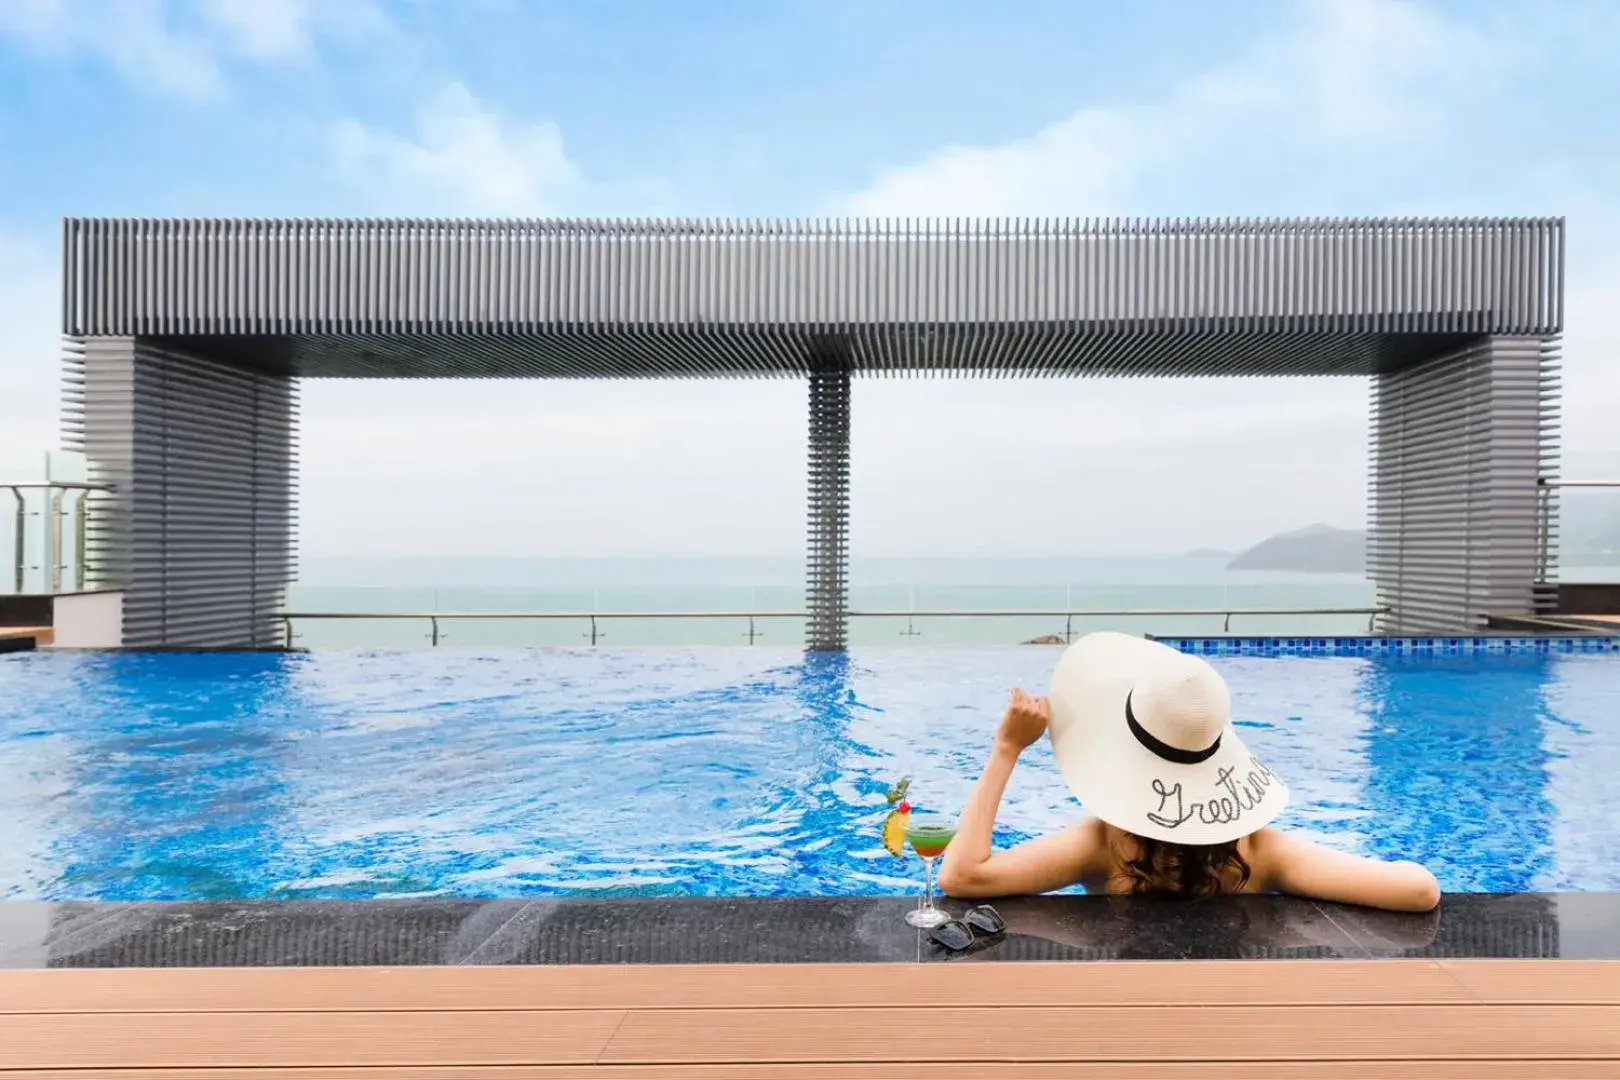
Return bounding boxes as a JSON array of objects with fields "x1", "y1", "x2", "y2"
[{"x1": 927, "y1": 904, "x2": 1007, "y2": 952}]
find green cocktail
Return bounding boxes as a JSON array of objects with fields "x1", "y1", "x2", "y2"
[
  {"x1": 903, "y1": 816, "x2": 956, "y2": 928},
  {"x1": 907, "y1": 822, "x2": 956, "y2": 859}
]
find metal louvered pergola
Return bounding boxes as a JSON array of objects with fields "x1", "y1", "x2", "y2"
[{"x1": 59, "y1": 216, "x2": 1564, "y2": 650}]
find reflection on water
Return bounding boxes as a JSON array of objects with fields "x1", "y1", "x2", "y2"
[
  {"x1": 59, "y1": 653, "x2": 302, "y2": 899},
  {"x1": 1, "y1": 647, "x2": 1617, "y2": 900},
  {"x1": 1541, "y1": 656, "x2": 1620, "y2": 892},
  {"x1": 1355, "y1": 655, "x2": 1557, "y2": 892}
]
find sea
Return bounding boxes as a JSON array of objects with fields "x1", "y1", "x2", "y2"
[{"x1": 286, "y1": 555, "x2": 1387, "y2": 649}]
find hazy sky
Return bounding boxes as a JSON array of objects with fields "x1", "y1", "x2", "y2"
[{"x1": 2, "y1": 0, "x2": 1618, "y2": 557}]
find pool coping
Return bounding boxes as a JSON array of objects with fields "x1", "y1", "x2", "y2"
[{"x1": 3, "y1": 892, "x2": 1615, "y2": 968}]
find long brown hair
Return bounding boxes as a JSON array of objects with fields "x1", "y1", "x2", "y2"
[{"x1": 1113, "y1": 829, "x2": 1252, "y2": 898}]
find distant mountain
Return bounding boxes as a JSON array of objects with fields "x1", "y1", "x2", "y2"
[
  {"x1": 1220, "y1": 498, "x2": 1620, "y2": 574},
  {"x1": 1186, "y1": 548, "x2": 1233, "y2": 560},
  {"x1": 1227, "y1": 525, "x2": 1365, "y2": 574}
]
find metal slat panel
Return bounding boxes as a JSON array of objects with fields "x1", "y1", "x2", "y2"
[
  {"x1": 61, "y1": 218, "x2": 1563, "y2": 357},
  {"x1": 129, "y1": 327, "x2": 1449, "y2": 380},
  {"x1": 58, "y1": 216, "x2": 1566, "y2": 646},
  {"x1": 61, "y1": 337, "x2": 296, "y2": 648},
  {"x1": 1368, "y1": 335, "x2": 1561, "y2": 632},
  {"x1": 805, "y1": 362, "x2": 850, "y2": 651}
]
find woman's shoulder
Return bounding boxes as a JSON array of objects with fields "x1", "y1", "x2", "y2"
[
  {"x1": 1046, "y1": 816, "x2": 1113, "y2": 885},
  {"x1": 1243, "y1": 825, "x2": 1350, "y2": 869},
  {"x1": 1071, "y1": 816, "x2": 1118, "y2": 869},
  {"x1": 1240, "y1": 825, "x2": 1441, "y2": 912},
  {"x1": 1241, "y1": 825, "x2": 1308, "y2": 869},
  {"x1": 1074, "y1": 815, "x2": 1111, "y2": 846},
  {"x1": 1237, "y1": 826, "x2": 1286, "y2": 884}
]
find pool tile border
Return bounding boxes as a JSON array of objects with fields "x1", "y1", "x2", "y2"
[{"x1": 1154, "y1": 635, "x2": 1620, "y2": 657}]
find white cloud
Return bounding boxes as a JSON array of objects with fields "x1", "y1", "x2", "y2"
[
  {"x1": 0, "y1": 0, "x2": 222, "y2": 97},
  {"x1": 840, "y1": 106, "x2": 1162, "y2": 221},
  {"x1": 331, "y1": 83, "x2": 582, "y2": 215},
  {"x1": 1254, "y1": 0, "x2": 1490, "y2": 142},
  {"x1": 787, "y1": 0, "x2": 1620, "y2": 563},
  {"x1": 803, "y1": 0, "x2": 1485, "y2": 556},
  {"x1": 6, "y1": 0, "x2": 1612, "y2": 562},
  {"x1": 1562, "y1": 233, "x2": 1620, "y2": 462},
  {"x1": 288, "y1": 0, "x2": 1594, "y2": 557},
  {"x1": 0, "y1": 0, "x2": 388, "y2": 97},
  {"x1": 195, "y1": 0, "x2": 310, "y2": 58},
  {"x1": 836, "y1": 0, "x2": 1493, "y2": 217},
  {"x1": 0, "y1": 232, "x2": 61, "y2": 471},
  {"x1": 195, "y1": 0, "x2": 386, "y2": 62}
]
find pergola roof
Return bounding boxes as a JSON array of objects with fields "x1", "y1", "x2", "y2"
[{"x1": 61, "y1": 216, "x2": 1564, "y2": 378}]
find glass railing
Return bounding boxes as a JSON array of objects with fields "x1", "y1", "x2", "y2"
[
  {"x1": 1540, "y1": 480, "x2": 1620, "y2": 585},
  {"x1": 1, "y1": 483, "x2": 104, "y2": 595},
  {"x1": 279, "y1": 604, "x2": 1388, "y2": 649}
]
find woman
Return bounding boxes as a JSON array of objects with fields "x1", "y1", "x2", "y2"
[{"x1": 937, "y1": 632, "x2": 1440, "y2": 913}]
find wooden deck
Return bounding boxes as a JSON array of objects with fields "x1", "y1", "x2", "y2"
[{"x1": 2, "y1": 960, "x2": 1617, "y2": 1075}]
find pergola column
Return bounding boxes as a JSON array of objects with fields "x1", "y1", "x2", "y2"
[
  {"x1": 64, "y1": 337, "x2": 297, "y2": 648},
  {"x1": 805, "y1": 361, "x2": 852, "y2": 652},
  {"x1": 1369, "y1": 335, "x2": 1561, "y2": 632}
]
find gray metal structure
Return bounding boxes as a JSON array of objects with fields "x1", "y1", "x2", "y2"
[{"x1": 59, "y1": 216, "x2": 1564, "y2": 648}]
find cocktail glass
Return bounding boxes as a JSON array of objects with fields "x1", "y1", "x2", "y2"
[{"x1": 903, "y1": 816, "x2": 956, "y2": 928}]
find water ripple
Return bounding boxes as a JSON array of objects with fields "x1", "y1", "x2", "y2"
[{"x1": 1, "y1": 647, "x2": 1617, "y2": 899}]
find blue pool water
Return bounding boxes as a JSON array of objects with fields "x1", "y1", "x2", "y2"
[{"x1": 1, "y1": 647, "x2": 1618, "y2": 900}]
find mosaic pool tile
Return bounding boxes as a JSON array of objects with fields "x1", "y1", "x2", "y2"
[{"x1": 1155, "y1": 635, "x2": 1620, "y2": 657}]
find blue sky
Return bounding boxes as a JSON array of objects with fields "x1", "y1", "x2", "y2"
[{"x1": 2, "y1": 0, "x2": 1618, "y2": 557}]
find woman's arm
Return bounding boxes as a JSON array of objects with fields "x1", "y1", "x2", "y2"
[
  {"x1": 936, "y1": 689, "x2": 1101, "y2": 899},
  {"x1": 1250, "y1": 828, "x2": 1440, "y2": 913}
]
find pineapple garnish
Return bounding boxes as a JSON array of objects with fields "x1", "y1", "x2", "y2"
[
  {"x1": 881, "y1": 775, "x2": 913, "y2": 856},
  {"x1": 882, "y1": 801, "x2": 912, "y2": 857}
]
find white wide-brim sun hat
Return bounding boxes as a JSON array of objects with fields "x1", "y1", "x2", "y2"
[{"x1": 1046, "y1": 631, "x2": 1288, "y2": 846}]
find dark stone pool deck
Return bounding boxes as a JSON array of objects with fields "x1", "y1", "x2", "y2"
[{"x1": 2, "y1": 892, "x2": 1615, "y2": 968}]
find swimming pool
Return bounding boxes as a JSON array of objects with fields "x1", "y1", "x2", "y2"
[{"x1": 2, "y1": 646, "x2": 1617, "y2": 900}]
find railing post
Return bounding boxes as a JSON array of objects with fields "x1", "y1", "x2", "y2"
[
  {"x1": 590, "y1": 615, "x2": 599, "y2": 646},
  {"x1": 1065, "y1": 613, "x2": 1073, "y2": 644},
  {"x1": 48, "y1": 489, "x2": 65, "y2": 594},
  {"x1": 1536, "y1": 480, "x2": 1551, "y2": 583},
  {"x1": 430, "y1": 616, "x2": 440, "y2": 647},
  {"x1": 748, "y1": 615, "x2": 758, "y2": 645},
  {"x1": 73, "y1": 489, "x2": 90, "y2": 591},
  {"x1": 7, "y1": 487, "x2": 23, "y2": 594},
  {"x1": 1223, "y1": 611, "x2": 1232, "y2": 633},
  {"x1": 283, "y1": 616, "x2": 293, "y2": 649}
]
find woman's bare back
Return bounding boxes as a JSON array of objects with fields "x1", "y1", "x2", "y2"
[
  {"x1": 935, "y1": 690, "x2": 1440, "y2": 915},
  {"x1": 1058, "y1": 816, "x2": 1438, "y2": 911}
]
